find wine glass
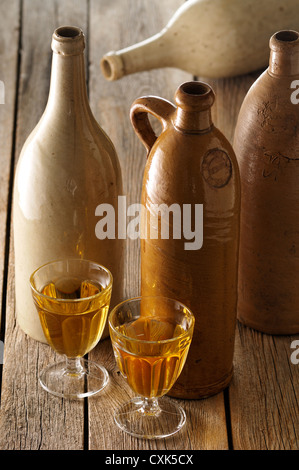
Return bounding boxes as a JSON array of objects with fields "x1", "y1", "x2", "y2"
[
  {"x1": 30, "y1": 258, "x2": 112, "y2": 399},
  {"x1": 108, "y1": 296, "x2": 195, "y2": 439}
]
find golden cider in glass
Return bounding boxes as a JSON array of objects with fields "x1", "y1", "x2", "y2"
[
  {"x1": 111, "y1": 317, "x2": 192, "y2": 398},
  {"x1": 34, "y1": 278, "x2": 111, "y2": 357}
]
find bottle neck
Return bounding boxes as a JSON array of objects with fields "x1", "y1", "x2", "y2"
[
  {"x1": 44, "y1": 26, "x2": 91, "y2": 118},
  {"x1": 173, "y1": 81, "x2": 215, "y2": 133},
  {"x1": 268, "y1": 30, "x2": 299, "y2": 77},
  {"x1": 101, "y1": 32, "x2": 171, "y2": 81},
  {"x1": 46, "y1": 52, "x2": 90, "y2": 116},
  {"x1": 269, "y1": 50, "x2": 299, "y2": 76},
  {"x1": 174, "y1": 108, "x2": 213, "y2": 133}
]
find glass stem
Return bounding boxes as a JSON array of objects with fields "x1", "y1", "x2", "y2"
[
  {"x1": 142, "y1": 397, "x2": 161, "y2": 416},
  {"x1": 65, "y1": 356, "x2": 84, "y2": 376}
]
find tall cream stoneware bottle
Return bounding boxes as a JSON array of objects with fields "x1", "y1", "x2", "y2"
[
  {"x1": 233, "y1": 30, "x2": 299, "y2": 334},
  {"x1": 13, "y1": 26, "x2": 124, "y2": 343},
  {"x1": 101, "y1": 0, "x2": 299, "y2": 81}
]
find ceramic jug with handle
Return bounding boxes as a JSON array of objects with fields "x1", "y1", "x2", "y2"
[{"x1": 130, "y1": 81, "x2": 241, "y2": 398}]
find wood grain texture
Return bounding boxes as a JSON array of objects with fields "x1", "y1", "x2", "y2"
[
  {"x1": 0, "y1": 0, "x2": 88, "y2": 450},
  {"x1": 230, "y1": 323, "x2": 299, "y2": 450},
  {"x1": 0, "y1": 0, "x2": 298, "y2": 451},
  {"x1": 0, "y1": 0, "x2": 20, "y2": 333}
]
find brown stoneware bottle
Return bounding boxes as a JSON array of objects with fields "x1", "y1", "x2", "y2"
[
  {"x1": 233, "y1": 30, "x2": 299, "y2": 335},
  {"x1": 130, "y1": 81, "x2": 241, "y2": 399}
]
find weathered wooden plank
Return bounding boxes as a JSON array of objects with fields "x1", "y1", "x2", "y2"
[
  {"x1": 230, "y1": 323, "x2": 299, "y2": 450},
  {"x1": 88, "y1": 0, "x2": 229, "y2": 450},
  {"x1": 0, "y1": 0, "x2": 88, "y2": 450},
  {"x1": 0, "y1": 0, "x2": 20, "y2": 334},
  {"x1": 1, "y1": 0, "x2": 296, "y2": 452}
]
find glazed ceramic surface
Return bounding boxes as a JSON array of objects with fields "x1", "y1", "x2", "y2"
[
  {"x1": 131, "y1": 81, "x2": 240, "y2": 398},
  {"x1": 101, "y1": 0, "x2": 299, "y2": 81},
  {"x1": 13, "y1": 26, "x2": 124, "y2": 342}
]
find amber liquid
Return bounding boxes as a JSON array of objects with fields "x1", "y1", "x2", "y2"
[
  {"x1": 35, "y1": 278, "x2": 111, "y2": 357},
  {"x1": 111, "y1": 317, "x2": 192, "y2": 398}
]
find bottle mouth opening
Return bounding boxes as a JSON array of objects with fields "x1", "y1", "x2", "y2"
[
  {"x1": 100, "y1": 53, "x2": 124, "y2": 81},
  {"x1": 52, "y1": 26, "x2": 85, "y2": 55},
  {"x1": 270, "y1": 30, "x2": 299, "y2": 55},
  {"x1": 180, "y1": 81, "x2": 210, "y2": 96},
  {"x1": 55, "y1": 26, "x2": 82, "y2": 39},
  {"x1": 275, "y1": 30, "x2": 299, "y2": 43},
  {"x1": 175, "y1": 81, "x2": 215, "y2": 112},
  {"x1": 101, "y1": 58, "x2": 113, "y2": 79}
]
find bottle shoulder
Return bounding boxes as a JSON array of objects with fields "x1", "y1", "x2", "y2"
[
  {"x1": 142, "y1": 125, "x2": 240, "y2": 206},
  {"x1": 147, "y1": 125, "x2": 237, "y2": 163},
  {"x1": 234, "y1": 69, "x2": 299, "y2": 158},
  {"x1": 18, "y1": 107, "x2": 121, "y2": 169},
  {"x1": 14, "y1": 107, "x2": 123, "y2": 221}
]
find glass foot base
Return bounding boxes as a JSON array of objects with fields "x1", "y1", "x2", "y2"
[
  {"x1": 39, "y1": 358, "x2": 109, "y2": 399},
  {"x1": 114, "y1": 396, "x2": 186, "y2": 439}
]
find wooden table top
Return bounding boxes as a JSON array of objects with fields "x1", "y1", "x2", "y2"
[{"x1": 0, "y1": 0, "x2": 298, "y2": 451}]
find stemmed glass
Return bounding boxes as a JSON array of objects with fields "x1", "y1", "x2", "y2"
[
  {"x1": 108, "y1": 296, "x2": 195, "y2": 439},
  {"x1": 30, "y1": 258, "x2": 112, "y2": 399}
]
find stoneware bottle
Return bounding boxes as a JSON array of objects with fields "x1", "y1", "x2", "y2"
[
  {"x1": 13, "y1": 26, "x2": 124, "y2": 343},
  {"x1": 233, "y1": 30, "x2": 299, "y2": 335},
  {"x1": 101, "y1": 0, "x2": 299, "y2": 81},
  {"x1": 130, "y1": 81, "x2": 241, "y2": 399}
]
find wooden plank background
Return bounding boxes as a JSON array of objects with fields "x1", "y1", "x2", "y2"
[{"x1": 0, "y1": 0, "x2": 298, "y2": 451}]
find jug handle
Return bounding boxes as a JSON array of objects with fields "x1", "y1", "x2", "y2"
[{"x1": 130, "y1": 96, "x2": 176, "y2": 157}]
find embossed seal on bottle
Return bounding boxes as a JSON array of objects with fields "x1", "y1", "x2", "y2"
[{"x1": 202, "y1": 148, "x2": 232, "y2": 188}]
